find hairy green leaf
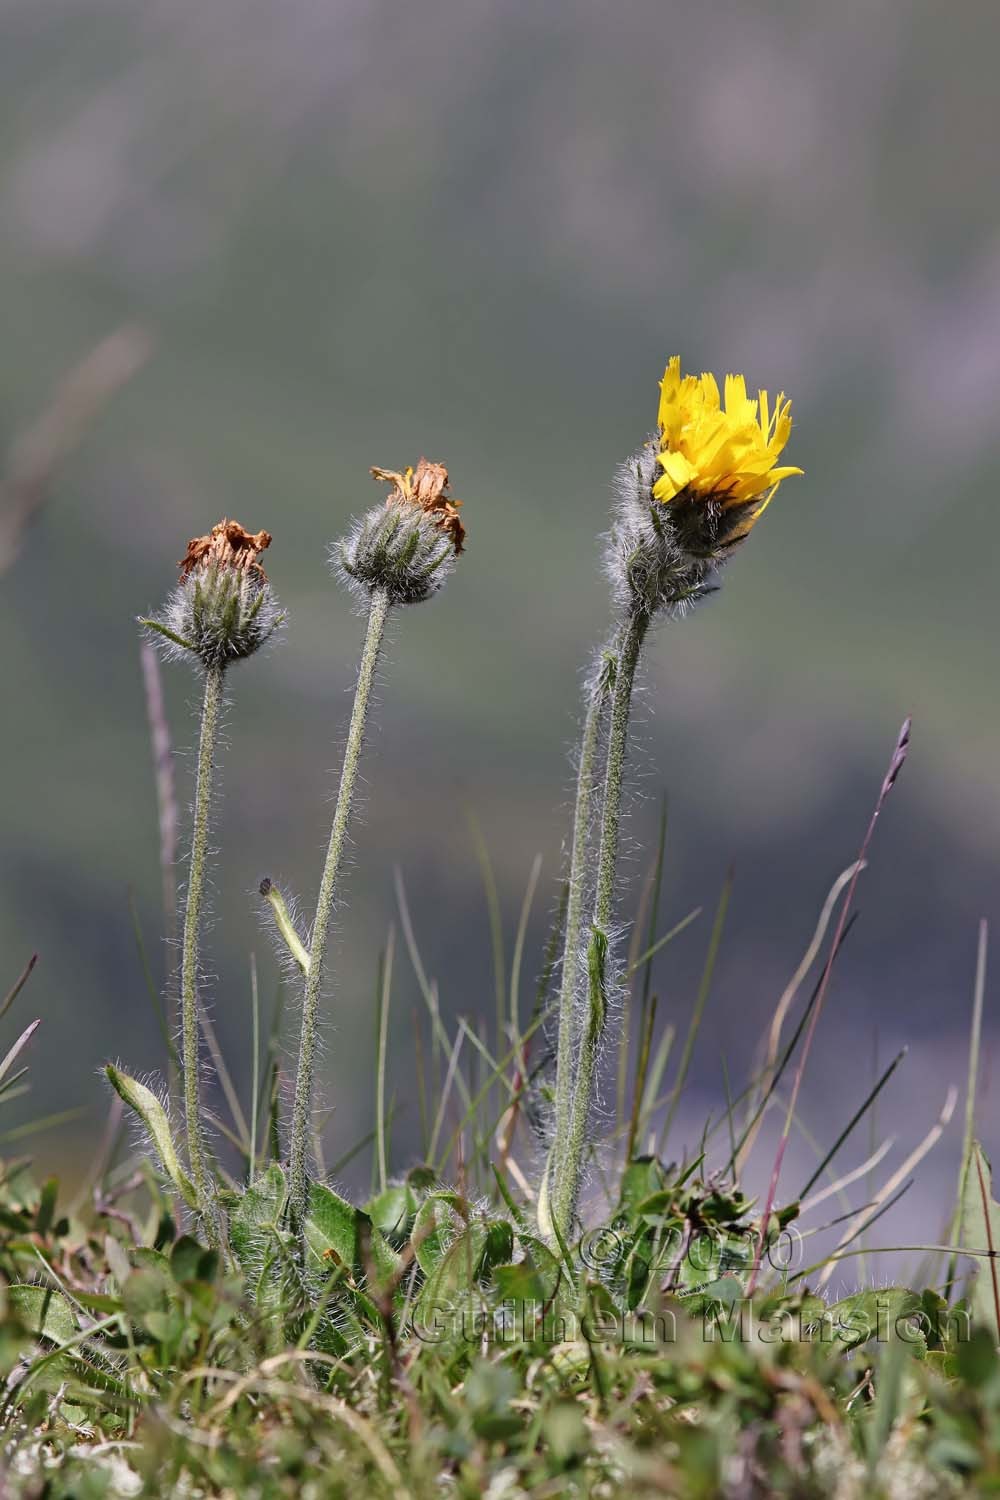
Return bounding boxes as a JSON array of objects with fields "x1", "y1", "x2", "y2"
[{"x1": 105, "y1": 1065, "x2": 197, "y2": 1211}]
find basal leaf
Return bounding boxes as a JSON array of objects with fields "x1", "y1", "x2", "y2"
[{"x1": 305, "y1": 1181, "x2": 398, "y2": 1283}]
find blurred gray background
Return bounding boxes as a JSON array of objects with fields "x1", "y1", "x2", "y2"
[{"x1": 2, "y1": 0, "x2": 998, "y2": 1281}]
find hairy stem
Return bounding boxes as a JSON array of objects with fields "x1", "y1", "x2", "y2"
[
  {"x1": 551, "y1": 607, "x2": 648, "y2": 1238},
  {"x1": 549, "y1": 646, "x2": 615, "y2": 1229},
  {"x1": 181, "y1": 661, "x2": 224, "y2": 1239},
  {"x1": 289, "y1": 586, "x2": 390, "y2": 1226},
  {"x1": 593, "y1": 609, "x2": 648, "y2": 935}
]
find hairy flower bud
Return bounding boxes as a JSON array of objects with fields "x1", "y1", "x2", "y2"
[
  {"x1": 606, "y1": 442, "x2": 714, "y2": 618},
  {"x1": 141, "y1": 518, "x2": 283, "y2": 670},
  {"x1": 337, "y1": 458, "x2": 464, "y2": 606}
]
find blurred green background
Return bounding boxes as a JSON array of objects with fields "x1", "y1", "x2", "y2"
[{"x1": 2, "y1": 1, "x2": 998, "y2": 1263}]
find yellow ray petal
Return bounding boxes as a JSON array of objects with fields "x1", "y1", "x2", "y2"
[{"x1": 654, "y1": 449, "x2": 698, "y2": 499}]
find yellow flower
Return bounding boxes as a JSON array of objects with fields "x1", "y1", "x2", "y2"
[{"x1": 653, "y1": 356, "x2": 802, "y2": 537}]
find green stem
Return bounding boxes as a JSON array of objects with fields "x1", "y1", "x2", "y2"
[
  {"x1": 551, "y1": 607, "x2": 648, "y2": 1238},
  {"x1": 289, "y1": 586, "x2": 390, "y2": 1226},
  {"x1": 593, "y1": 609, "x2": 648, "y2": 934},
  {"x1": 549, "y1": 647, "x2": 615, "y2": 1223},
  {"x1": 181, "y1": 661, "x2": 224, "y2": 1238}
]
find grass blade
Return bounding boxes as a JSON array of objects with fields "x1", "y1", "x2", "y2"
[
  {"x1": 749, "y1": 719, "x2": 912, "y2": 1295},
  {"x1": 510, "y1": 853, "x2": 542, "y2": 1069},
  {"x1": 815, "y1": 1085, "x2": 957, "y2": 1291},
  {"x1": 796, "y1": 1047, "x2": 907, "y2": 1201},
  {"x1": 467, "y1": 812, "x2": 507, "y2": 1109},
  {"x1": 945, "y1": 920, "x2": 988, "y2": 1297},
  {"x1": 658, "y1": 870, "x2": 733, "y2": 1156},
  {"x1": 375, "y1": 928, "x2": 395, "y2": 1195},
  {"x1": 0, "y1": 954, "x2": 37, "y2": 1024},
  {"x1": 0, "y1": 1019, "x2": 41, "y2": 1089},
  {"x1": 735, "y1": 861, "x2": 861, "y2": 1175}
]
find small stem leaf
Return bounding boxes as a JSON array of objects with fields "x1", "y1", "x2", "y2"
[
  {"x1": 105, "y1": 1064, "x2": 198, "y2": 1211},
  {"x1": 260, "y1": 879, "x2": 310, "y2": 974}
]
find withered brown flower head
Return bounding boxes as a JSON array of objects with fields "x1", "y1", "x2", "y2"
[
  {"x1": 370, "y1": 458, "x2": 465, "y2": 555},
  {"x1": 178, "y1": 518, "x2": 273, "y2": 582},
  {"x1": 146, "y1": 516, "x2": 283, "y2": 669}
]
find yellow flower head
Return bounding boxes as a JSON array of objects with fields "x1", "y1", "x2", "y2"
[{"x1": 653, "y1": 357, "x2": 802, "y2": 540}]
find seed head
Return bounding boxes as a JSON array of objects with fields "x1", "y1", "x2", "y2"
[
  {"x1": 142, "y1": 517, "x2": 284, "y2": 670},
  {"x1": 337, "y1": 458, "x2": 464, "y2": 606}
]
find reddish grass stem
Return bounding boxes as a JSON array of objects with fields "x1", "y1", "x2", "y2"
[
  {"x1": 746, "y1": 717, "x2": 911, "y2": 1295},
  {"x1": 140, "y1": 641, "x2": 179, "y2": 946}
]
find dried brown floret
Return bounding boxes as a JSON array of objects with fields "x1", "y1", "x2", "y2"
[
  {"x1": 370, "y1": 458, "x2": 465, "y2": 554},
  {"x1": 178, "y1": 518, "x2": 272, "y2": 581}
]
